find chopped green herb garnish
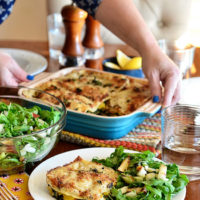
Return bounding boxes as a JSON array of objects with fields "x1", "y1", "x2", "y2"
[{"x1": 91, "y1": 77, "x2": 102, "y2": 86}]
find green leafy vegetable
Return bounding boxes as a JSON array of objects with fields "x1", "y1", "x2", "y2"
[
  {"x1": 93, "y1": 147, "x2": 189, "y2": 200},
  {"x1": 0, "y1": 102, "x2": 60, "y2": 138},
  {"x1": 0, "y1": 152, "x2": 23, "y2": 169}
]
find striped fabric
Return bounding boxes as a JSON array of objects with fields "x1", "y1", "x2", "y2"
[{"x1": 61, "y1": 113, "x2": 162, "y2": 155}]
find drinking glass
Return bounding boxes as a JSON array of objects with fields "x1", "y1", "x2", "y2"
[
  {"x1": 158, "y1": 39, "x2": 195, "y2": 78},
  {"x1": 47, "y1": 13, "x2": 65, "y2": 59},
  {"x1": 161, "y1": 104, "x2": 200, "y2": 178}
]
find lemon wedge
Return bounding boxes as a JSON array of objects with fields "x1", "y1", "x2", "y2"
[
  {"x1": 116, "y1": 49, "x2": 131, "y2": 68},
  {"x1": 122, "y1": 57, "x2": 142, "y2": 70},
  {"x1": 104, "y1": 62, "x2": 120, "y2": 69}
]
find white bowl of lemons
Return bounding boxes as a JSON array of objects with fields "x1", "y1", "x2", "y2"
[{"x1": 103, "y1": 50, "x2": 144, "y2": 78}]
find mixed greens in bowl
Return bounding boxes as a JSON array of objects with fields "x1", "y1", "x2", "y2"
[{"x1": 0, "y1": 87, "x2": 66, "y2": 175}]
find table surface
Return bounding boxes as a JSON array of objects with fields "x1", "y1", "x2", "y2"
[{"x1": 0, "y1": 40, "x2": 199, "y2": 200}]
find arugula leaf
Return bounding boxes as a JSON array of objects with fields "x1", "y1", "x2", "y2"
[
  {"x1": 172, "y1": 175, "x2": 189, "y2": 193},
  {"x1": 111, "y1": 188, "x2": 128, "y2": 200},
  {"x1": 93, "y1": 146, "x2": 127, "y2": 169}
]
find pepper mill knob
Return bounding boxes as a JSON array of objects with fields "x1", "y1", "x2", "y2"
[
  {"x1": 83, "y1": 15, "x2": 104, "y2": 70},
  {"x1": 59, "y1": 5, "x2": 88, "y2": 68}
]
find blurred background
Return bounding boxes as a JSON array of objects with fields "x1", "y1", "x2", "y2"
[
  {"x1": 0, "y1": 0, "x2": 200, "y2": 46},
  {"x1": 0, "y1": 0, "x2": 48, "y2": 41}
]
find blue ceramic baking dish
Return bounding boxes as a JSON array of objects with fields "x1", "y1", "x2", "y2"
[
  {"x1": 65, "y1": 104, "x2": 160, "y2": 139},
  {"x1": 22, "y1": 67, "x2": 161, "y2": 140}
]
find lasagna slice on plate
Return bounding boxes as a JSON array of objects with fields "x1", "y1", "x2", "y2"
[{"x1": 46, "y1": 156, "x2": 118, "y2": 200}]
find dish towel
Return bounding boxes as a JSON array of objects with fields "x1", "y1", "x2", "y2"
[
  {"x1": 0, "y1": 172, "x2": 33, "y2": 200},
  {"x1": 61, "y1": 113, "x2": 161, "y2": 154}
]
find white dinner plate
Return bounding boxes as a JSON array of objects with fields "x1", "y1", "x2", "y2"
[
  {"x1": 179, "y1": 77, "x2": 200, "y2": 106},
  {"x1": 0, "y1": 48, "x2": 47, "y2": 76},
  {"x1": 28, "y1": 147, "x2": 186, "y2": 200}
]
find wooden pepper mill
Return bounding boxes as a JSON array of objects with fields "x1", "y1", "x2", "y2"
[
  {"x1": 59, "y1": 4, "x2": 88, "y2": 68},
  {"x1": 82, "y1": 15, "x2": 104, "y2": 70}
]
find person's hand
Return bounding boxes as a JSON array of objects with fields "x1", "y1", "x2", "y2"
[
  {"x1": 0, "y1": 52, "x2": 29, "y2": 86},
  {"x1": 142, "y1": 47, "x2": 181, "y2": 107},
  {"x1": 94, "y1": 0, "x2": 182, "y2": 107}
]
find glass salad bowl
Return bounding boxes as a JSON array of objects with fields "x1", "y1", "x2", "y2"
[{"x1": 0, "y1": 87, "x2": 66, "y2": 175}]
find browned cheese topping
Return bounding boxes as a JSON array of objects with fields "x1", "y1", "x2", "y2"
[
  {"x1": 46, "y1": 156, "x2": 118, "y2": 200},
  {"x1": 27, "y1": 69, "x2": 151, "y2": 116}
]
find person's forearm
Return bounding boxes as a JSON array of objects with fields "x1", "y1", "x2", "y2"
[
  {"x1": 75, "y1": 0, "x2": 181, "y2": 106},
  {"x1": 95, "y1": 0, "x2": 159, "y2": 56}
]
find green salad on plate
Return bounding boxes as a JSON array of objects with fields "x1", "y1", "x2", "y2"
[{"x1": 93, "y1": 146, "x2": 189, "y2": 200}]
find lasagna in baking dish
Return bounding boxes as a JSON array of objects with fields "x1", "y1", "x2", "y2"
[
  {"x1": 46, "y1": 156, "x2": 118, "y2": 200},
  {"x1": 27, "y1": 69, "x2": 151, "y2": 116}
]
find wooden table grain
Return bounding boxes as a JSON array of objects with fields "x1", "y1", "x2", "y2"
[{"x1": 0, "y1": 40, "x2": 200, "y2": 200}]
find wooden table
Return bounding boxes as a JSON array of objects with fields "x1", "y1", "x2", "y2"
[{"x1": 0, "y1": 40, "x2": 200, "y2": 200}]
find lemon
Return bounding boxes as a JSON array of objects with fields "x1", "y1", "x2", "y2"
[
  {"x1": 104, "y1": 62, "x2": 120, "y2": 69},
  {"x1": 116, "y1": 49, "x2": 131, "y2": 68},
  {"x1": 122, "y1": 57, "x2": 142, "y2": 70}
]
